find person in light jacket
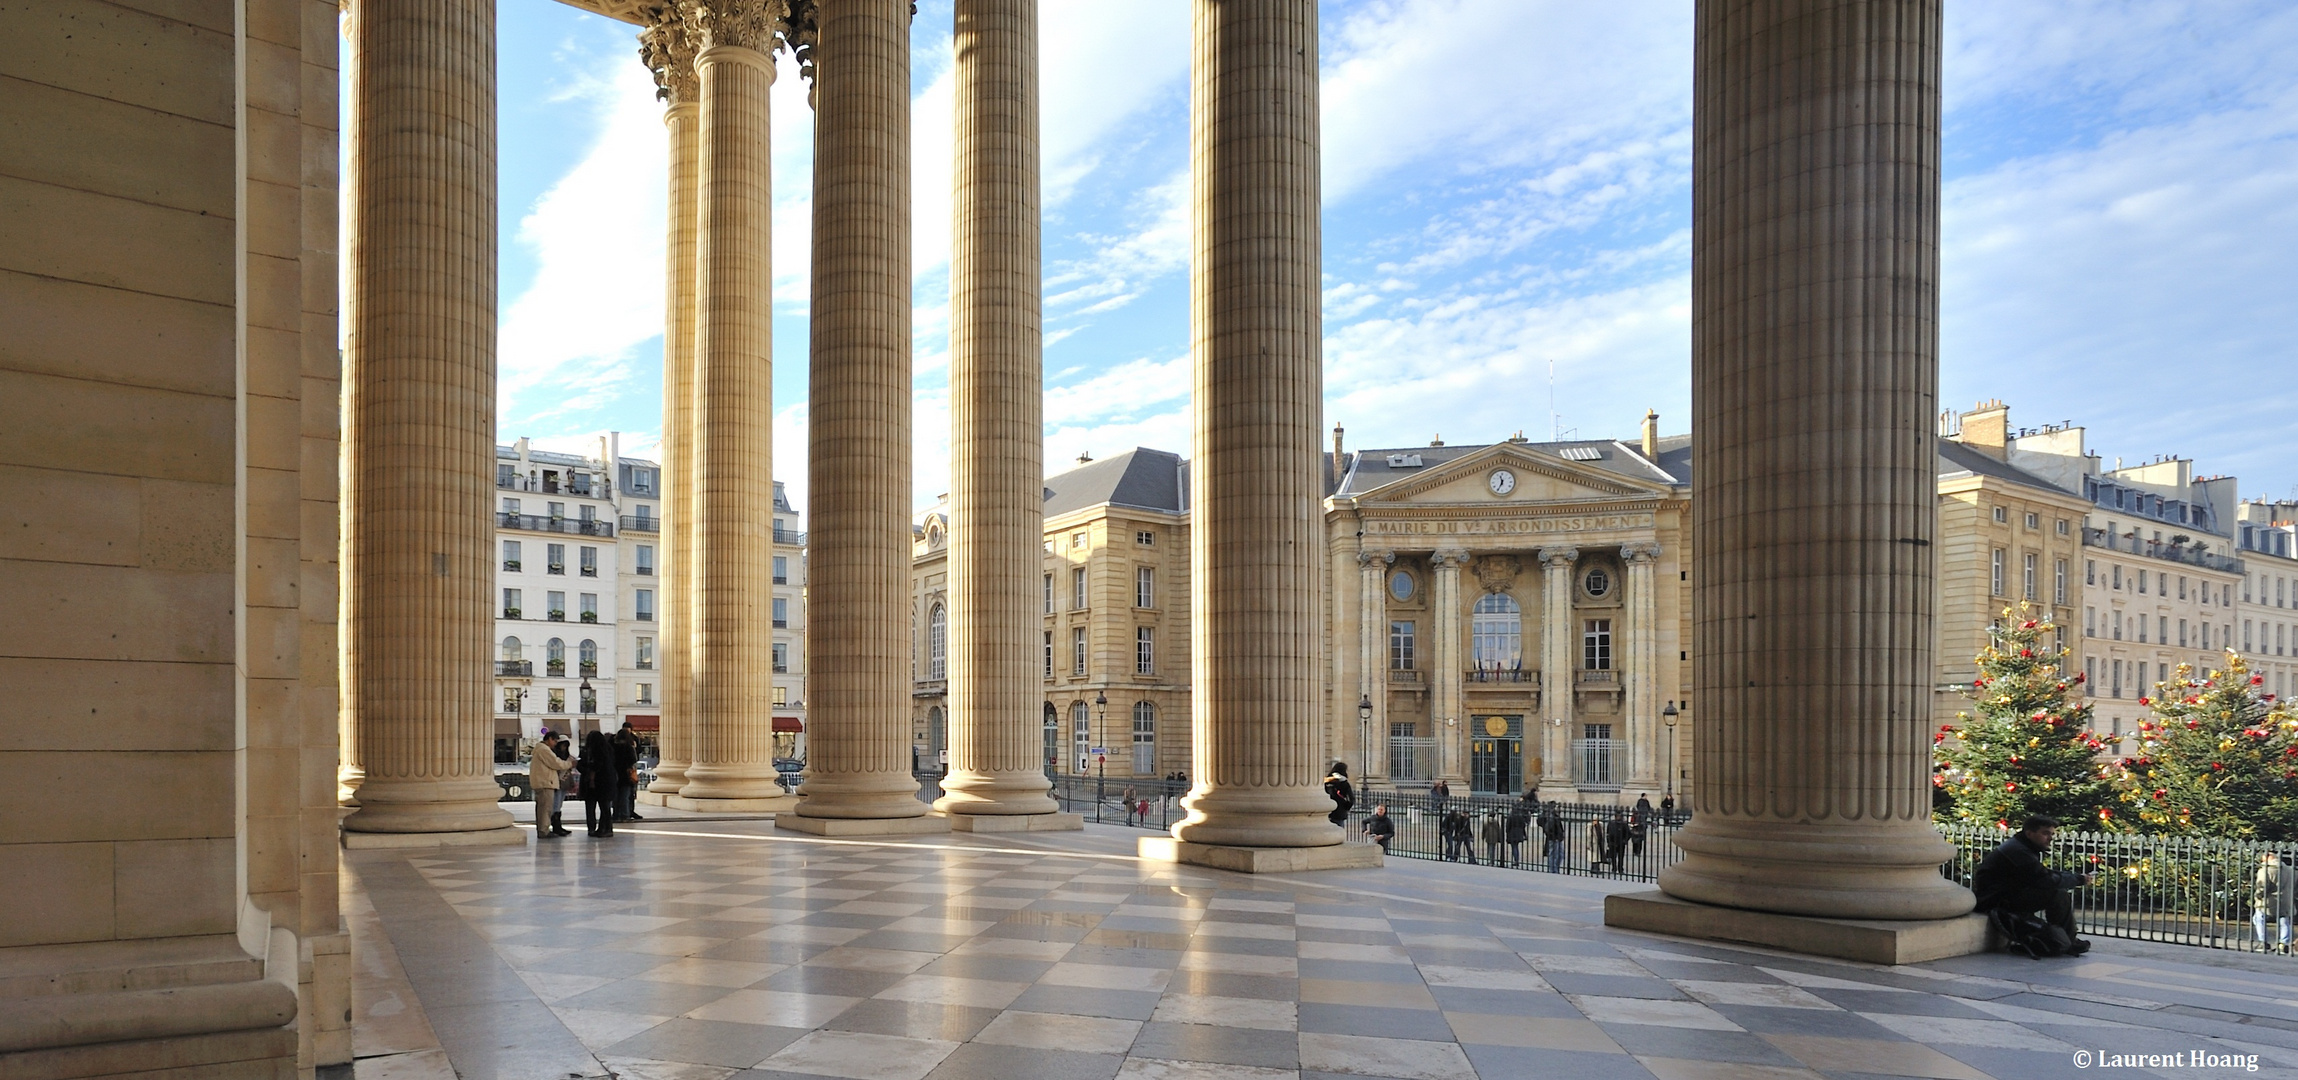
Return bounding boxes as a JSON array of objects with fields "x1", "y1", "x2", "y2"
[
  {"x1": 2255, "y1": 852, "x2": 2296, "y2": 953},
  {"x1": 528, "y1": 730, "x2": 572, "y2": 838}
]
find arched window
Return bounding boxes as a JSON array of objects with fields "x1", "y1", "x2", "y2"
[
  {"x1": 928, "y1": 603, "x2": 947, "y2": 680},
  {"x1": 1471, "y1": 592, "x2": 1522, "y2": 667},
  {"x1": 579, "y1": 639, "x2": 598, "y2": 675},
  {"x1": 500, "y1": 636, "x2": 522, "y2": 661},
  {"x1": 546, "y1": 638, "x2": 565, "y2": 674},
  {"x1": 1132, "y1": 701, "x2": 1157, "y2": 773}
]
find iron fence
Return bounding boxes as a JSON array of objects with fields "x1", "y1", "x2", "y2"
[{"x1": 1938, "y1": 823, "x2": 2298, "y2": 956}]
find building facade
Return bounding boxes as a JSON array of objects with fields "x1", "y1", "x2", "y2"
[
  {"x1": 911, "y1": 449, "x2": 1192, "y2": 782},
  {"x1": 492, "y1": 438, "x2": 641, "y2": 759},
  {"x1": 2007, "y1": 426, "x2": 2244, "y2": 749},
  {"x1": 2238, "y1": 500, "x2": 2298, "y2": 703},
  {"x1": 1932, "y1": 403, "x2": 2091, "y2": 719},
  {"x1": 1323, "y1": 418, "x2": 1693, "y2": 804}
]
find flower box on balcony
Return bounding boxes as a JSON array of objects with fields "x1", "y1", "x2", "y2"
[
  {"x1": 547, "y1": 564, "x2": 565, "y2": 575},
  {"x1": 502, "y1": 561, "x2": 520, "y2": 572},
  {"x1": 503, "y1": 608, "x2": 521, "y2": 619},
  {"x1": 580, "y1": 612, "x2": 598, "y2": 623},
  {"x1": 547, "y1": 663, "x2": 565, "y2": 676},
  {"x1": 548, "y1": 610, "x2": 566, "y2": 621}
]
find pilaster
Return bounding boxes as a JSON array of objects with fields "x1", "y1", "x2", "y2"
[
  {"x1": 1428, "y1": 548, "x2": 1467, "y2": 785},
  {"x1": 1537, "y1": 545, "x2": 1578, "y2": 793},
  {"x1": 1622, "y1": 542, "x2": 1662, "y2": 793},
  {"x1": 1355, "y1": 549, "x2": 1391, "y2": 781}
]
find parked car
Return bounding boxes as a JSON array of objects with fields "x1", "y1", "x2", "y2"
[{"x1": 775, "y1": 758, "x2": 805, "y2": 792}]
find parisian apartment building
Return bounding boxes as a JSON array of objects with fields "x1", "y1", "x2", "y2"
[{"x1": 2237, "y1": 499, "x2": 2298, "y2": 705}]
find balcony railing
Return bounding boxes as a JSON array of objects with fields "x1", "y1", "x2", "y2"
[
  {"x1": 581, "y1": 566, "x2": 599, "y2": 577},
  {"x1": 773, "y1": 530, "x2": 808, "y2": 546},
  {"x1": 547, "y1": 662, "x2": 565, "y2": 676},
  {"x1": 579, "y1": 662, "x2": 598, "y2": 677},
  {"x1": 1387, "y1": 669, "x2": 1422, "y2": 685},
  {"x1": 619, "y1": 515, "x2": 659, "y2": 533},
  {"x1": 1465, "y1": 667, "x2": 1539, "y2": 684},
  {"x1": 1575, "y1": 668, "x2": 1618, "y2": 687},
  {"x1": 498, "y1": 513, "x2": 615, "y2": 538},
  {"x1": 496, "y1": 660, "x2": 532, "y2": 677},
  {"x1": 2082, "y1": 527, "x2": 2244, "y2": 573}
]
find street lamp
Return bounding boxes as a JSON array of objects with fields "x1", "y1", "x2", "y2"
[
  {"x1": 579, "y1": 675, "x2": 594, "y2": 720},
  {"x1": 1094, "y1": 690, "x2": 1109, "y2": 814},
  {"x1": 1661, "y1": 701, "x2": 1680, "y2": 806},
  {"x1": 1357, "y1": 693, "x2": 1373, "y2": 791}
]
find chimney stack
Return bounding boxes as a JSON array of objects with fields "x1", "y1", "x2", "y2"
[
  {"x1": 1640, "y1": 409, "x2": 1659, "y2": 460},
  {"x1": 1331, "y1": 424, "x2": 1345, "y2": 488},
  {"x1": 1955, "y1": 399, "x2": 2010, "y2": 460}
]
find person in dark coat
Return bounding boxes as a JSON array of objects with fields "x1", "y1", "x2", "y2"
[
  {"x1": 1504, "y1": 804, "x2": 1531, "y2": 868},
  {"x1": 611, "y1": 723, "x2": 644, "y2": 822},
  {"x1": 1540, "y1": 802, "x2": 1567, "y2": 873},
  {"x1": 1365, "y1": 805, "x2": 1395, "y2": 852},
  {"x1": 1323, "y1": 762, "x2": 1355, "y2": 828},
  {"x1": 580, "y1": 729, "x2": 617, "y2": 837},
  {"x1": 1974, "y1": 814, "x2": 2092, "y2": 956},
  {"x1": 1441, "y1": 809, "x2": 1476, "y2": 863},
  {"x1": 1601, "y1": 811, "x2": 1631, "y2": 871},
  {"x1": 1629, "y1": 795, "x2": 1653, "y2": 860}
]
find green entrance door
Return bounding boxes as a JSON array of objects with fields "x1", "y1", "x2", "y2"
[{"x1": 1469, "y1": 714, "x2": 1524, "y2": 795}]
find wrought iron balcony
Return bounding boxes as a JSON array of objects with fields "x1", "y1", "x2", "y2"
[
  {"x1": 496, "y1": 660, "x2": 532, "y2": 677},
  {"x1": 1464, "y1": 667, "x2": 1539, "y2": 685},
  {"x1": 620, "y1": 515, "x2": 660, "y2": 533},
  {"x1": 497, "y1": 512, "x2": 615, "y2": 538}
]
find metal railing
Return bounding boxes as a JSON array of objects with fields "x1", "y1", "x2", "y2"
[
  {"x1": 1939, "y1": 824, "x2": 2298, "y2": 956},
  {"x1": 1051, "y1": 775, "x2": 1193, "y2": 831},
  {"x1": 1364, "y1": 791, "x2": 1684, "y2": 880},
  {"x1": 1387, "y1": 737, "x2": 1436, "y2": 781},
  {"x1": 499, "y1": 513, "x2": 615, "y2": 538},
  {"x1": 2081, "y1": 527, "x2": 2245, "y2": 573},
  {"x1": 496, "y1": 660, "x2": 532, "y2": 677},
  {"x1": 620, "y1": 515, "x2": 659, "y2": 533},
  {"x1": 1465, "y1": 667, "x2": 1538, "y2": 684}
]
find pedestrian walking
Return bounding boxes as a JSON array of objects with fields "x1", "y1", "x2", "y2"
[
  {"x1": 1429, "y1": 779, "x2": 1451, "y2": 816},
  {"x1": 1365, "y1": 805, "x2": 1395, "y2": 853},
  {"x1": 1629, "y1": 795, "x2": 1652, "y2": 860},
  {"x1": 611, "y1": 723, "x2": 644, "y2": 822},
  {"x1": 2256, "y1": 852, "x2": 2296, "y2": 953},
  {"x1": 580, "y1": 729, "x2": 617, "y2": 837},
  {"x1": 1440, "y1": 808, "x2": 1473, "y2": 863},
  {"x1": 1540, "y1": 802, "x2": 1566, "y2": 873},
  {"x1": 1480, "y1": 812, "x2": 1505, "y2": 865},
  {"x1": 1505, "y1": 803, "x2": 1531, "y2": 867},
  {"x1": 1122, "y1": 785, "x2": 1138, "y2": 825},
  {"x1": 528, "y1": 729, "x2": 572, "y2": 838},
  {"x1": 1587, "y1": 816, "x2": 1609, "y2": 871},
  {"x1": 1603, "y1": 810, "x2": 1631, "y2": 872},
  {"x1": 1324, "y1": 762, "x2": 1356, "y2": 828}
]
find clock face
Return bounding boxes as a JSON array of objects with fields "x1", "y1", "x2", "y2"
[{"x1": 1488, "y1": 469, "x2": 1516, "y2": 496}]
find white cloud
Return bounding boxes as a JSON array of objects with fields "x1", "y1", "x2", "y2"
[
  {"x1": 1045, "y1": 354, "x2": 1191, "y2": 429},
  {"x1": 1038, "y1": 2, "x2": 1191, "y2": 205},
  {"x1": 1320, "y1": 0, "x2": 1690, "y2": 206},
  {"x1": 497, "y1": 58, "x2": 668, "y2": 427}
]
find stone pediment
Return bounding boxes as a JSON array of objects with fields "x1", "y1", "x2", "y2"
[{"x1": 1352, "y1": 444, "x2": 1668, "y2": 507}]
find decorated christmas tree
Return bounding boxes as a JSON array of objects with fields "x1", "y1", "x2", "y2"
[
  {"x1": 1934, "y1": 604, "x2": 2117, "y2": 829},
  {"x1": 2105, "y1": 653, "x2": 2298, "y2": 840}
]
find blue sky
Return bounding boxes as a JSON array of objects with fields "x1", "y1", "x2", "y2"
[{"x1": 486, "y1": 0, "x2": 2298, "y2": 515}]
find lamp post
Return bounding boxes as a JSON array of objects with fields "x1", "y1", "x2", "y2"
[
  {"x1": 1357, "y1": 693, "x2": 1373, "y2": 792},
  {"x1": 1661, "y1": 701, "x2": 1680, "y2": 809},
  {"x1": 579, "y1": 675, "x2": 594, "y2": 725},
  {"x1": 1093, "y1": 690, "x2": 1108, "y2": 814}
]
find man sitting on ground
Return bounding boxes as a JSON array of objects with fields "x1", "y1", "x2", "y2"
[{"x1": 1973, "y1": 814, "x2": 2093, "y2": 957}]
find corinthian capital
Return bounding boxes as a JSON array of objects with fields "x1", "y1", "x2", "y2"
[
  {"x1": 640, "y1": 6, "x2": 701, "y2": 105},
  {"x1": 1537, "y1": 545, "x2": 1580, "y2": 569},
  {"x1": 686, "y1": 0, "x2": 789, "y2": 54}
]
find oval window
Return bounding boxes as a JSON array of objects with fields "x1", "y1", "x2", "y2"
[
  {"x1": 1389, "y1": 570, "x2": 1415, "y2": 602},
  {"x1": 1584, "y1": 569, "x2": 1611, "y2": 598}
]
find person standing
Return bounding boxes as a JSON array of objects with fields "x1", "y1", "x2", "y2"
[
  {"x1": 1324, "y1": 762, "x2": 1356, "y2": 829},
  {"x1": 1480, "y1": 811, "x2": 1505, "y2": 866},
  {"x1": 1429, "y1": 779, "x2": 1451, "y2": 816},
  {"x1": 1629, "y1": 795, "x2": 1652, "y2": 861},
  {"x1": 1365, "y1": 805, "x2": 1395, "y2": 853},
  {"x1": 528, "y1": 730, "x2": 571, "y2": 838},
  {"x1": 1540, "y1": 802, "x2": 1567, "y2": 873},
  {"x1": 611, "y1": 722, "x2": 644, "y2": 822},
  {"x1": 580, "y1": 729, "x2": 617, "y2": 838},
  {"x1": 2255, "y1": 852, "x2": 2296, "y2": 953},
  {"x1": 1658, "y1": 793, "x2": 1677, "y2": 823},
  {"x1": 1504, "y1": 803, "x2": 1530, "y2": 868},
  {"x1": 1603, "y1": 810, "x2": 1631, "y2": 872}
]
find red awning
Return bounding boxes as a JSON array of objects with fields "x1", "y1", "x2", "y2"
[
  {"x1": 625, "y1": 714, "x2": 659, "y2": 732},
  {"x1": 773, "y1": 717, "x2": 803, "y2": 733}
]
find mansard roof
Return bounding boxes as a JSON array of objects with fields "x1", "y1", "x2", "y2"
[{"x1": 1044, "y1": 447, "x2": 1189, "y2": 519}]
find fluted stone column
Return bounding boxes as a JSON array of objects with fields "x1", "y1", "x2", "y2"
[
  {"x1": 1428, "y1": 549, "x2": 1466, "y2": 785},
  {"x1": 642, "y1": 9, "x2": 700, "y2": 799},
  {"x1": 1659, "y1": 0, "x2": 1970, "y2": 921},
  {"x1": 680, "y1": 2, "x2": 787, "y2": 806},
  {"x1": 1355, "y1": 550, "x2": 1391, "y2": 780},
  {"x1": 341, "y1": 0, "x2": 516, "y2": 842},
  {"x1": 788, "y1": 0, "x2": 940, "y2": 832},
  {"x1": 935, "y1": 0, "x2": 1065, "y2": 825},
  {"x1": 1168, "y1": 0, "x2": 1338, "y2": 854},
  {"x1": 337, "y1": 2, "x2": 364, "y2": 809},
  {"x1": 1537, "y1": 546, "x2": 1577, "y2": 792},
  {"x1": 1622, "y1": 543, "x2": 1661, "y2": 793}
]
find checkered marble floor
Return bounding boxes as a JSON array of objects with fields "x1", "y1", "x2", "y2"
[{"x1": 343, "y1": 821, "x2": 2298, "y2": 1080}]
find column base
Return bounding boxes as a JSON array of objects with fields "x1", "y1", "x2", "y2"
[
  {"x1": 340, "y1": 826, "x2": 526, "y2": 850},
  {"x1": 1604, "y1": 890, "x2": 1991, "y2": 965},
  {"x1": 775, "y1": 814, "x2": 952, "y2": 838},
  {"x1": 941, "y1": 811, "x2": 1082, "y2": 833},
  {"x1": 636, "y1": 791, "x2": 671, "y2": 808},
  {"x1": 1137, "y1": 837, "x2": 1384, "y2": 874},
  {"x1": 666, "y1": 794, "x2": 798, "y2": 813}
]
